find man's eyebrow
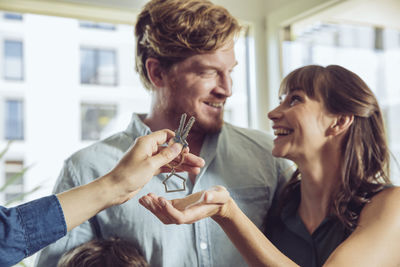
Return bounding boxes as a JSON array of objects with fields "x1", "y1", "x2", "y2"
[{"x1": 192, "y1": 61, "x2": 238, "y2": 70}]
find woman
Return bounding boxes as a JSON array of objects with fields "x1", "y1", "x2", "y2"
[
  {"x1": 140, "y1": 65, "x2": 400, "y2": 266},
  {"x1": 0, "y1": 130, "x2": 204, "y2": 267}
]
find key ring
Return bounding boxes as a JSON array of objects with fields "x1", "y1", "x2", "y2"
[
  {"x1": 162, "y1": 113, "x2": 195, "y2": 193},
  {"x1": 165, "y1": 151, "x2": 186, "y2": 170}
]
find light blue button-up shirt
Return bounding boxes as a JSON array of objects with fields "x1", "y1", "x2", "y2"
[{"x1": 35, "y1": 114, "x2": 292, "y2": 267}]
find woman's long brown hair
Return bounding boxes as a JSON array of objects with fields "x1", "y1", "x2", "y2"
[{"x1": 278, "y1": 65, "x2": 391, "y2": 231}]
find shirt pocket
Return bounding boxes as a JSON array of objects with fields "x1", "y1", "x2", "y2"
[{"x1": 228, "y1": 186, "x2": 271, "y2": 228}]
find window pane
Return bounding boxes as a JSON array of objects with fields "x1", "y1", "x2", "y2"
[
  {"x1": 4, "y1": 13, "x2": 23, "y2": 20},
  {"x1": 81, "y1": 103, "x2": 117, "y2": 140},
  {"x1": 5, "y1": 100, "x2": 24, "y2": 140},
  {"x1": 79, "y1": 21, "x2": 115, "y2": 30},
  {"x1": 98, "y1": 50, "x2": 117, "y2": 85},
  {"x1": 4, "y1": 40, "x2": 24, "y2": 80},
  {"x1": 80, "y1": 48, "x2": 117, "y2": 86},
  {"x1": 4, "y1": 161, "x2": 24, "y2": 202},
  {"x1": 80, "y1": 48, "x2": 97, "y2": 84}
]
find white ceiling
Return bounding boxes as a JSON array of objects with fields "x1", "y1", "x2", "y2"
[
  {"x1": 48, "y1": 0, "x2": 400, "y2": 29},
  {"x1": 48, "y1": 0, "x2": 295, "y2": 22},
  {"x1": 292, "y1": 0, "x2": 400, "y2": 37},
  {"x1": 51, "y1": 0, "x2": 149, "y2": 11}
]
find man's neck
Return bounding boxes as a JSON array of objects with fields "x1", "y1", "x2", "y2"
[
  {"x1": 185, "y1": 133, "x2": 205, "y2": 156},
  {"x1": 142, "y1": 113, "x2": 173, "y2": 132}
]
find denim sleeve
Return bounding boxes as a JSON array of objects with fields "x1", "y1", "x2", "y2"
[
  {"x1": 0, "y1": 195, "x2": 67, "y2": 267},
  {"x1": 34, "y1": 159, "x2": 95, "y2": 267}
]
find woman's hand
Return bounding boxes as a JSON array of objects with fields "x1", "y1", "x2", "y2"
[
  {"x1": 106, "y1": 129, "x2": 205, "y2": 205},
  {"x1": 139, "y1": 185, "x2": 233, "y2": 224}
]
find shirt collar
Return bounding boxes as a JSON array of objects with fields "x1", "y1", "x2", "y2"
[{"x1": 125, "y1": 113, "x2": 152, "y2": 137}]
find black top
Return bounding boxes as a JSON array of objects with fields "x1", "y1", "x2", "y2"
[
  {"x1": 265, "y1": 183, "x2": 390, "y2": 267},
  {"x1": 264, "y1": 185, "x2": 350, "y2": 267}
]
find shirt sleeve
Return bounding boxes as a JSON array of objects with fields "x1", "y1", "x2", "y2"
[
  {"x1": 34, "y1": 159, "x2": 95, "y2": 267},
  {"x1": 0, "y1": 195, "x2": 67, "y2": 266}
]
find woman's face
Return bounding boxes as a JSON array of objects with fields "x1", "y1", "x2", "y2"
[{"x1": 267, "y1": 89, "x2": 335, "y2": 162}]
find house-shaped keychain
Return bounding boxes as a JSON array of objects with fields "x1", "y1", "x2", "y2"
[{"x1": 162, "y1": 170, "x2": 186, "y2": 192}]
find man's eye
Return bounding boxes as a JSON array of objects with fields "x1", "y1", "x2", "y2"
[{"x1": 200, "y1": 70, "x2": 217, "y2": 77}]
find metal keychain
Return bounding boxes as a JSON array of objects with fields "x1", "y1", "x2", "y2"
[{"x1": 162, "y1": 113, "x2": 195, "y2": 193}]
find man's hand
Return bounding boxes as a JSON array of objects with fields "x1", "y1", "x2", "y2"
[{"x1": 139, "y1": 186, "x2": 232, "y2": 224}]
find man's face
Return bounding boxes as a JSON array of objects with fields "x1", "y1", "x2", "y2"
[{"x1": 159, "y1": 42, "x2": 237, "y2": 134}]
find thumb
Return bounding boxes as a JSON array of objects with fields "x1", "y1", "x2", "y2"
[{"x1": 150, "y1": 143, "x2": 182, "y2": 168}]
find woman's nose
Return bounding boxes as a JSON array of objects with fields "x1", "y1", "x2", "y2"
[{"x1": 267, "y1": 105, "x2": 283, "y2": 121}]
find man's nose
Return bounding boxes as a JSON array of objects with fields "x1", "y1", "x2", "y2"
[{"x1": 217, "y1": 73, "x2": 232, "y2": 97}]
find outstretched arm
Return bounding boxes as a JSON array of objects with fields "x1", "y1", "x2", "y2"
[
  {"x1": 140, "y1": 186, "x2": 400, "y2": 267},
  {"x1": 0, "y1": 129, "x2": 204, "y2": 266},
  {"x1": 139, "y1": 186, "x2": 297, "y2": 267}
]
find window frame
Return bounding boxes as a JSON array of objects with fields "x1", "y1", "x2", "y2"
[
  {"x1": 4, "y1": 99, "x2": 24, "y2": 141},
  {"x1": 3, "y1": 39, "x2": 24, "y2": 81},
  {"x1": 80, "y1": 46, "x2": 119, "y2": 86}
]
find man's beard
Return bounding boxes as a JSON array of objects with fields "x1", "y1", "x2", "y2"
[{"x1": 167, "y1": 108, "x2": 224, "y2": 135}]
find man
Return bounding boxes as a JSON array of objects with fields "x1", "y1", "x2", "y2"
[{"x1": 35, "y1": 0, "x2": 290, "y2": 266}]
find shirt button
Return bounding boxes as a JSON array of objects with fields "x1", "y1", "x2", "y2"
[{"x1": 200, "y1": 242, "x2": 208, "y2": 250}]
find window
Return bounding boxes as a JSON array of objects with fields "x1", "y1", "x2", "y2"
[
  {"x1": 81, "y1": 103, "x2": 117, "y2": 140},
  {"x1": 79, "y1": 21, "x2": 115, "y2": 30},
  {"x1": 5, "y1": 100, "x2": 24, "y2": 140},
  {"x1": 3, "y1": 161, "x2": 24, "y2": 203},
  {"x1": 80, "y1": 47, "x2": 118, "y2": 86},
  {"x1": 3, "y1": 13, "x2": 23, "y2": 20},
  {"x1": 282, "y1": 23, "x2": 400, "y2": 184},
  {"x1": 4, "y1": 40, "x2": 24, "y2": 80}
]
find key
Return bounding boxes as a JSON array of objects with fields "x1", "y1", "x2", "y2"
[
  {"x1": 163, "y1": 113, "x2": 195, "y2": 193},
  {"x1": 173, "y1": 113, "x2": 195, "y2": 148}
]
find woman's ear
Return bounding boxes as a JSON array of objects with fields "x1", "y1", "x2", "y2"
[
  {"x1": 145, "y1": 58, "x2": 165, "y2": 88},
  {"x1": 328, "y1": 115, "x2": 354, "y2": 136}
]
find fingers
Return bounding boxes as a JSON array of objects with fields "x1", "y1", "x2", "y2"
[
  {"x1": 139, "y1": 193, "x2": 201, "y2": 225},
  {"x1": 171, "y1": 186, "x2": 229, "y2": 210},
  {"x1": 203, "y1": 186, "x2": 230, "y2": 204},
  {"x1": 139, "y1": 193, "x2": 174, "y2": 224},
  {"x1": 139, "y1": 187, "x2": 231, "y2": 225},
  {"x1": 149, "y1": 129, "x2": 176, "y2": 146},
  {"x1": 171, "y1": 191, "x2": 205, "y2": 210},
  {"x1": 150, "y1": 143, "x2": 183, "y2": 169},
  {"x1": 178, "y1": 152, "x2": 205, "y2": 169},
  {"x1": 135, "y1": 129, "x2": 176, "y2": 153},
  {"x1": 159, "y1": 152, "x2": 205, "y2": 174}
]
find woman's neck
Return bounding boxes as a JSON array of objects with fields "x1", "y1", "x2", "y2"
[{"x1": 296, "y1": 146, "x2": 342, "y2": 234}]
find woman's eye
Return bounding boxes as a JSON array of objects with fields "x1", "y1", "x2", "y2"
[
  {"x1": 289, "y1": 95, "x2": 302, "y2": 106},
  {"x1": 278, "y1": 94, "x2": 286, "y2": 105}
]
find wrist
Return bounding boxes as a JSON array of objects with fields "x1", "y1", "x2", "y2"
[
  {"x1": 95, "y1": 173, "x2": 124, "y2": 207},
  {"x1": 212, "y1": 197, "x2": 236, "y2": 223},
  {"x1": 101, "y1": 171, "x2": 141, "y2": 207}
]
